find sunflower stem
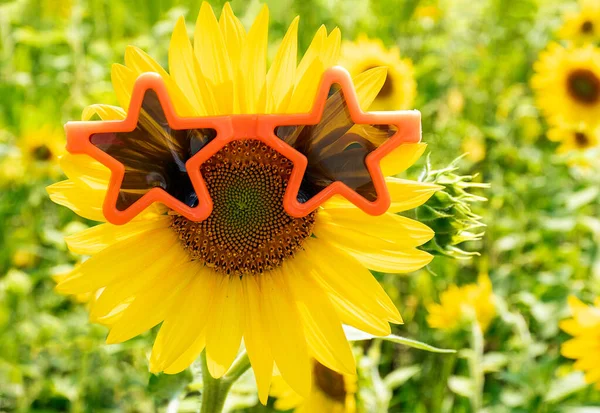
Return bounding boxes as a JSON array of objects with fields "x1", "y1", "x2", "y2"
[
  {"x1": 199, "y1": 350, "x2": 251, "y2": 413},
  {"x1": 468, "y1": 321, "x2": 485, "y2": 412}
]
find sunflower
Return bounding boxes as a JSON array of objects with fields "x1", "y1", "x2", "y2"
[
  {"x1": 532, "y1": 43, "x2": 600, "y2": 126},
  {"x1": 340, "y1": 35, "x2": 416, "y2": 111},
  {"x1": 548, "y1": 122, "x2": 600, "y2": 154},
  {"x1": 16, "y1": 125, "x2": 64, "y2": 179},
  {"x1": 559, "y1": 0, "x2": 600, "y2": 44},
  {"x1": 271, "y1": 359, "x2": 357, "y2": 413},
  {"x1": 47, "y1": 2, "x2": 438, "y2": 402},
  {"x1": 560, "y1": 296, "x2": 600, "y2": 389},
  {"x1": 427, "y1": 274, "x2": 496, "y2": 332}
]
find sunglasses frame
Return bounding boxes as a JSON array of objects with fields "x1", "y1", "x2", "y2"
[{"x1": 65, "y1": 66, "x2": 421, "y2": 225}]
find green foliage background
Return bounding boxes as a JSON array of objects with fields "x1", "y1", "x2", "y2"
[{"x1": 1, "y1": 0, "x2": 600, "y2": 411}]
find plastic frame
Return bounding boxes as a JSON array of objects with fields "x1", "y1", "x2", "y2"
[{"x1": 65, "y1": 66, "x2": 421, "y2": 225}]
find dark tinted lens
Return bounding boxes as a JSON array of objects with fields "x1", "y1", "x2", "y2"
[
  {"x1": 90, "y1": 89, "x2": 217, "y2": 211},
  {"x1": 275, "y1": 84, "x2": 397, "y2": 202}
]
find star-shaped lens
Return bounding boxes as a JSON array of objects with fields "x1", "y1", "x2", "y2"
[
  {"x1": 65, "y1": 73, "x2": 226, "y2": 224},
  {"x1": 268, "y1": 67, "x2": 421, "y2": 218}
]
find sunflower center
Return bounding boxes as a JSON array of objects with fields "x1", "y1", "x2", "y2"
[
  {"x1": 567, "y1": 69, "x2": 600, "y2": 104},
  {"x1": 574, "y1": 131, "x2": 591, "y2": 148},
  {"x1": 313, "y1": 362, "x2": 347, "y2": 402},
  {"x1": 31, "y1": 144, "x2": 53, "y2": 161},
  {"x1": 171, "y1": 139, "x2": 316, "y2": 276},
  {"x1": 581, "y1": 20, "x2": 594, "y2": 34},
  {"x1": 366, "y1": 65, "x2": 393, "y2": 98}
]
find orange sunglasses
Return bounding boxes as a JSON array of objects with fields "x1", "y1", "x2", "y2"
[{"x1": 65, "y1": 66, "x2": 421, "y2": 225}]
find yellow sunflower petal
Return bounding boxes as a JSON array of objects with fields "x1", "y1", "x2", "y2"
[
  {"x1": 322, "y1": 27, "x2": 341, "y2": 67},
  {"x1": 59, "y1": 154, "x2": 110, "y2": 192},
  {"x1": 559, "y1": 319, "x2": 581, "y2": 336},
  {"x1": 353, "y1": 66, "x2": 388, "y2": 111},
  {"x1": 386, "y1": 178, "x2": 441, "y2": 212},
  {"x1": 287, "y1": 24, "x2": 328, "y2": 113},
  {"x1": 194, "y1": 2, "x2": 233, "y2": 114},
  {"x1": 82, "y1": 104, "x2": 126, "y2": 121},
  {"x1": 123, "y1": 45, "x2": 196, "y2": 116},
  {"x1": 585, "y1": 368, "x2": 600, "y2": 384},
  {"x1": 169, "y1": 16, "x2": 209, "y2": 116},
  {"x1": 295, "y1": 25, "x2": 326, "y2": 82},
  {"x1": 293, "y1": 246, "x2": 392, "y2": 335},
  {"x1": 163, "y1": 333, "x2": 207, "y2": 374},
  {"x1": 561, "y1": 338, "x2": 600, "y2": 359},
  {"x1": 568, "y1": 295, "x2": 588, "y2": 311},
  {"x1": 219, "y1": 3, "x2": 247, "y2": 114},
  {"x1": 64, "y1": 216, "x2": 171, "y2": 255},
  {"x1": 242, "y1": 275, "x2": 273, "y2": 404},
  {"x1": 302, "y1": 238, "x2": 402, "y2": 323},
  {"x1": 265, "y1": 16, "x2": 299, "y2": 113},
  {"x1": 105, "y1": 260, "x2": 196, "y2": 343},
  {"x1": 261, "y1": 269, "x2": 311, "y2": 397},
  {"x1": 55, "y1": 228, "x2": 178, "y2": 294},
  {"x1": 284, "y1": 260, "x2": 355, "y2": 375},
  {"x1": 316, "y1": 209, "x2": 434, "y2": 249},
  {"x1": 328, "y1": 293, "x2": 392, "y2": 336},
  {"x1": 574, "y1": 354, "x2": 600, "y2": 371},
  {"x1": 380, "y1": 143, "x2": 427, "y2": 177},
  {"x1": 206, "y1": 276, "x2": 244, "y2": 378},
  {"x1": 239, "y1": 5, "x2": 268, "y2": 113},
  {"x1": 89, "y1": 244, "x2": 188, "y2": 320},
  {"x1": 218, "y1": 3, "x2": 246, "y2": 68},
  {"x1": 288, "y1": 59, "x2": 324, "y2": 113},
  {"x1": 110, "y1": 63, "x2": 136, "y2": 110},
  {"x1": 194, "y1": 2, "x2": 232, "y2": 83},
  {"x1": 271, "y1": 378, "x2": 303, "y2": 411},
  {"x1": 321, "y1": 177, "x2": 440, "y2": 212},
  {"x1": 47, "y1": 180, "x2": 106, "y2": 222},
  {"x1": 345, "y1": 248, "x2": 433, "y2": 274},
  {"x1": 150, "y1": 269, "x2": 216, "y2": 372}
]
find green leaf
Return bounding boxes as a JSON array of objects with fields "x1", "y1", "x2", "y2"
[
  {"x1": 448, "y1": 375, "x2": 474, "y2": 398},
  {"x1": 383, "y1": 365, "x2": 421, "y2": 390},
  {"x1": 566, "y1": 187, "x2": 600, "y2": 211},
  {"x1": 481, "y1": 352, "x2": 509, "y2": 373},
  {"x1": 343, "y1": 325, "x2": 456, "y2": 353},
  {"x1": 544, "y1": 372, "x2": 588, "y2": 403},
  {"x1": 147, "y1": 370, "x2": 192, "y2": 403}
]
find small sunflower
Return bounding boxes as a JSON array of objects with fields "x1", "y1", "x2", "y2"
[
  {"x1": 559, "y1": 0, "x2": 600, "y2": 44},
  {"x1": 427, "y1": 274, "x2": 496, "y2": 332},
  {"x1": 15, "y1": 125, "x2": 64, "y2": 179},
  {"x1": 340, "y1": 35, "x2": 416, "y2": 111},
  {"x1": 532, "y1": 43, "x2": 600, "y2": 126},
  {"x1": 548, "y1": 122, "x2": 600, "y2": 154},
  {"x1": 560, "y1": 296, "x2": 600, "y2": 389},
  {"x1": 47, "y1": 2, "x2": 438, "y2": 402},
  {"x1": 271, "y1": 359, "x2": 357, "y2": 413}
]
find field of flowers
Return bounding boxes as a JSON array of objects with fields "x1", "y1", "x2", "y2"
[{"x1": 1, "y1": 0, "x2": 600, "y2": 412}]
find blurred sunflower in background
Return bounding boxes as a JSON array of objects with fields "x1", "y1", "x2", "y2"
[
  {"x1": 427, "y1": 274, "x2": 496, "y2": 332},
  {"x1": 560, "y1": 296, "x2": 600, "y2": 389},
  {"x1": 0, "y1": 122, "x2": 64, "y2": 183},
  {"x1": 548, "y1": 122, "x2": 600, "y2": 154},
  {"x1": 340, "y1": 35, "x2": 416, "y2": 111},
  {"x1": 532, "y1": 43, "x2": 600, "y2": 126},
  {"x1": 47, "y1": 2, "x2": 439, "y2": 402},
  {"x1": 17, "y1": 125, "x2": 64, "y2": 179},
  {"x1": 271, "y1": 360, "x2": 357, "y2": 413},
  {"x1": 559, "y1": 0, "x2": 600, "y2": 44}
]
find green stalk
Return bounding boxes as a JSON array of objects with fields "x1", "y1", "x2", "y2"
[
  {"x1": 199, "y1": 350, "x2": 252, "y2": 413},
  {"x1": 469, "y1": 321, "x2": 484, "y2": 412}
]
